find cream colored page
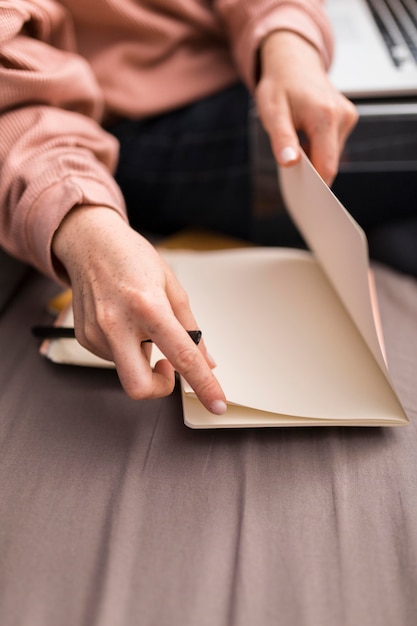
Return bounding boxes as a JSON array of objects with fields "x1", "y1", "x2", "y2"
[
  {"x1": 279, "y1": 150, "x2": 388, "y2": 375},
  {"x1": 41, "y1": 246, "x2": 406, "y2": 426},
  {"x1": 181, "y1": 395, "x2": 406, "y2": 429},
  {"x1": 170, "y1": 248, "x2": 404, "y2": 421}
]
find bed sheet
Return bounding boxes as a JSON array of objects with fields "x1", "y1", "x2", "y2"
[{"x1": 0, "y1": 265, "x2": 416, "y2": 626}]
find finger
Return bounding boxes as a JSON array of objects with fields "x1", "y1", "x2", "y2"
[
  {"x1": 197, "y1": 337, "x2": 217, "y2": 369},
  {"x1": 74, "y1": 299, "x2": 178, "y2": 400},
  {"x1": 305, "y1": 96, "x2": 359, "y2": 185},
  {"x1": 152, "y1": 321, "x2": 227, "y2": 415},
  {"x1": 337, "y1": 98, "x2": 359, "y2": 150},
  {"x1": 151, "y1": 275, "x2": 227, "y2": 414},
  {"x1": 307, "y1": 125, "x2": 340, "y2": 186},
  {"x1": 71, "y1": 298, "x2": 116, "y2": 362},
  {"x1": 257, "y1": 90, "x2": 301, "y2": 168},
  {"x1": 108, "y1": 329, "x2": 176, "y2": 400},
  {"x1": 164, "y1": 265, "x2": 217, "y2": 369}
]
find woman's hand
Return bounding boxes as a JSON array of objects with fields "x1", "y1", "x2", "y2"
[
  {"x1": 52, "y1": 206, "x2": 227, "y2": 415},
  {"x1": 256, "y1": 30, "x2": 358, "y2": 185}
]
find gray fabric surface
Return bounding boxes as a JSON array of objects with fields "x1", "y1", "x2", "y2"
[
  {"x1": 0, "y1": 266, "x2": 416, "y2": 626},
  {"x1": 0, "y1": 248, "x2": 28, "y2": 314}
]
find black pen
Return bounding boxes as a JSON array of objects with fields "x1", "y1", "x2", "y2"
[{"x1": 31, "y1": 326, "x2": 202, "y2": 345}]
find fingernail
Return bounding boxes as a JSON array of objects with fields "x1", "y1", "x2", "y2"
[
  {"x1": 210, "y1": 399, "x2": 227, "y2": 415},
  {"x1": 206, "y1": 352, "x2": 217, "y2": 368},
  {"x1": 279, "y1": 146, "x2": 298, "y2": 164}
]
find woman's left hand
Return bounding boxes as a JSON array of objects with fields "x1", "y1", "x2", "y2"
[{"x1": 256, "y1": 30, "x2": 358, "y2": 185}]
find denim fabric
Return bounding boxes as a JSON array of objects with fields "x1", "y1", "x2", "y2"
[
  {"x1": 109, "y1": 82, "x2": 417, "y2": 275},
  {"x1": 109, "y1": 82, "x2": 253, "y2": 241}
]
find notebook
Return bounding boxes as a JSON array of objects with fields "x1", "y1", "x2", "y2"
[
  {"x1": 327, "y1": 0, "x2": 417, "y2": 98},
  {"x1": 37, "y1": 151, "x2": 409, "y2": 428}
]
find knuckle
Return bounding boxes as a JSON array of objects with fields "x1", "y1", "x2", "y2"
[
  {"x1": 94, "y1": 306, "x2": 119, "y2": 336},
  {"x1": 175, "y1": 344, "x2": 199, "y2": 374},
  {"x1": 124, "y1": 378, "x2": 174, "y2": 402},
  {"x1": 129, "y1": 290, "x2": 167, "y2": 330},
  {"x1": 175, "y1": 285, "x2": 190, "y2": 312},
  {"x1": 338, "y1": 98, "x2": 359, "y2": 131},
  {"x1": 347, "y1": 102, "x2": 359, "y2": 128},
  {"x1": 196, "y1": 375, "x2": 218, "y2": 401},
  {"x1": 316, "y1": 95, "x2": 353, "y2": 129},
  {"x1": 122, "y1": 376, "x2": 156, "y2": 400},
  {"x1": 130, "y1": 290, "x2": 155, "y2": 317},
  {"x1": 75, "y1": 329, "x2": 111, "y2": 362},
  {"x1": 318, "y1": 99, "x2": 339, "y2": 127},
  {"x1": 126, "y1": 384, "x2": 153, "y2": 401}
]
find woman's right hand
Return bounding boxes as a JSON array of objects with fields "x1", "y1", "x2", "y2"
[{"x1": 52, "y1": 205, "x2": 227, "y2": 415}]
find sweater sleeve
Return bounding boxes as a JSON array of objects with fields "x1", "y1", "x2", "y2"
[
  {"x1": 213, "y1": 0, "x2": 334, "y2": 90},
  {"x1": 0, "y1": 1, "x2": 126, "y2": 282}
]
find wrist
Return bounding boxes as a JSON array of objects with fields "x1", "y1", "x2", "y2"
[
  {"x1": 260, "y1": 30, "x2": 324, "y2": 76},
  {"x1": 52, "y1": 205, "x2": 127, "y2": 278}
]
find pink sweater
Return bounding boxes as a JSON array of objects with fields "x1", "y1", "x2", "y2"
[{"x1": 0, "y1": 0, "x2": 333, "y2": 281}]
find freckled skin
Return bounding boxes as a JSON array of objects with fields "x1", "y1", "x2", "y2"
[{"x1": 52, "y1": 32, "x2": 357, "y2": 414}]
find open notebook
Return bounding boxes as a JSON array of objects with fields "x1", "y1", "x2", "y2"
[{"x1": 38, "y1": 151, "x2": 409, "y2": 428}]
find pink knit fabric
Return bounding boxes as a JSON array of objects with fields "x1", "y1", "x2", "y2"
[{"x1": 0, "y1": 0, "x2": 333, "y2": 281}]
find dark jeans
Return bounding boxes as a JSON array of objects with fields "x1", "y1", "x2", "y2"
[
  {"x1": 109, "y1": 82, "x2": 417, "y2": 275},
  {"x1": 109, "y1": 82, "x2": 253, "y2": 241}
]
